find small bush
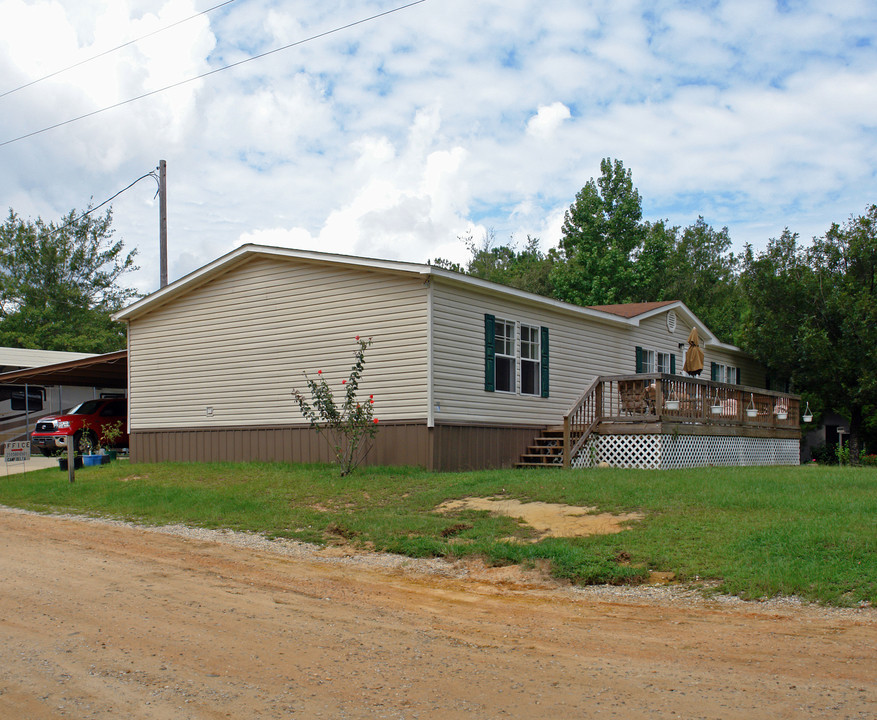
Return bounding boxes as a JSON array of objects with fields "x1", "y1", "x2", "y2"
[{"x1": 810, "y1": 444, "x2": 838, "y2": 465}]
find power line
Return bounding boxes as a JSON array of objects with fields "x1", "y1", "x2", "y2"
[
  {"x1": 47, "y1": 169, "x2": 159, "y2": 237},
  {"x1": 0, "y1": 0, "x2": 429, "y2": 149},
  {"x1": 0, "y1": 0, "x2": 237, "y2": 100}
]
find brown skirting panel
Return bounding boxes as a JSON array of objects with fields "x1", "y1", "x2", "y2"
[
  {"x1": 131, "y1": 421, "x2": 544, "y2": 471},
  {"x1": 131, "y1": 421, "x2": 431, "y2": 468},
  {"x1": 429, "y1": 423, "x2": 544, "y2": 472}
]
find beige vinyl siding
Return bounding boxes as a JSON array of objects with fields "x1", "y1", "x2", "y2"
[
  {"x1": 703, "y1": 346, "x2": 764, "y2": 387},
  {"x1": 128, "y1": 258, "x2": 428, "y2": 430},
  {"x1": 637, "y1": 314, "x2": 764, "y2": 386},
  {"x1": 432, "y1": 281, "x2": 633, "y2": 425},
  {"x1": 627, "y1": 314, "x2": 685, "y2": 375},
  {"x1": 431, "y1": 284, "x2": 767, "y2": 426}
]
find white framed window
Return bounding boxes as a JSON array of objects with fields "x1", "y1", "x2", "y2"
[
  {"x1": 657, "y1": 352, "x2": 671, "y2": 374},
  {"x1": 637, "y1": 346, "x2": 676, "y2": 375},
  {"x1": 713, "y1": 363, "x2": 738, "y2": 384},
  {"x1": 494, "y1": 319, "x2": 516, "y2": 393},
  {"x1": 485, "y1": 315, "x2": 549, "y2": 397},
  {"x1": 520, "y1": 324, "x2": 541, "y2": 396}
]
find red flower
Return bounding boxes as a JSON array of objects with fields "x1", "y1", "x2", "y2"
[
  {"x1": 369, "y1": 398, "x2": 374, "y2": 404},
  {"x1": 317, "y1": 370, "x2": 322, "y2": 375},
  {"x1": 355, "y1": 335, "x2": 360, "y2": 340},
  {"x1": 369, "y1": 394, "x2": 373, "y2": 399},
  {"x1": 373, "y1": 418, "x2": 379, "y2": 424},
  {"x1": 342, "y1": 380, "x2": 346, "y2": 384}
]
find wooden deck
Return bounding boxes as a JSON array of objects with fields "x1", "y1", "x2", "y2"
[{"x1": 548, "y1": 374, "x2": 801, "y2": 469}]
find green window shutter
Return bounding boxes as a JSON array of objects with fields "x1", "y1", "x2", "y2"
[
  {"x1": 540, "y1": 326, "x2": 550, "y2": 398},
  {"x1": 765, "y1": 375, "x2": 771, "y2": 391},
  {"x1": 670, "y1": 354, "x2": 676, "y2": 375},
  {"x1": 635, "y1": 346, "x2": 643, "y2": 374},
  {"x1": 711, "y1": 362, "x2": 718, "y2": 382},
  {"x1": 484, "y1": 314, "x2": 496, "y2": 392},
  {"x1": 736, "y1": 368, "x2": 741, "y2": 385}
]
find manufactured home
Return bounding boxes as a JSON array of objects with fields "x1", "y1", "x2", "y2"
[{"x1": 113, "y1": 245, "x2": 800, "y2": 470}]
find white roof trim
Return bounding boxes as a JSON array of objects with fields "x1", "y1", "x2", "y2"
[{"x1": 112, "y1": 244, "x2": 741, "y2": 351}]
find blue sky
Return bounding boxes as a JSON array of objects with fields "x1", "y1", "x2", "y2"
[{"x1": 1, "y1": 0, "x2": 875, "y2": 295}]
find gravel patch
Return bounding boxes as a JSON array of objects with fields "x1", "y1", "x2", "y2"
[{"x1": 3, "y1": 504, "x2": 873, "y2": 620}]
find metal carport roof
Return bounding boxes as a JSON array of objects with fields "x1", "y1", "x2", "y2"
[{"x1": 0, "y1": 350, "x2": 127, "y2": 388}]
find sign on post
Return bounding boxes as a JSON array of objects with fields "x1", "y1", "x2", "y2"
[{"x1": 4, "y1": 441, "x2": 30, "y2": 463}]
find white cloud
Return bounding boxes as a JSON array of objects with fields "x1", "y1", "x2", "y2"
[
  {"x1": 0, "y1": 0, "x2": 874, "y2": 298},
  {"x1": 526, "y1": 102, "x2": 571, "y2": 139}
]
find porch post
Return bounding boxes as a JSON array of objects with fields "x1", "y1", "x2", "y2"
[{"x1": 655, "y1": 378, "x2": 663, "y2": 416}]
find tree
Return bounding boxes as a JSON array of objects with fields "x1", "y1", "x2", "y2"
[
  {"x1": 551, "y1": 158, "x2": 646, "y2": 306},
  {"x1": 0, "y1": 207, "x2": 138, "y2": 353},
  {"x1": 740, "y1": 206, "x2": 877, "y2": 464},
  {"x1": 292, "y1": 337, "x2": 379, "y2": 476},
  {"x1": 432, "y1": 229, "x2": 556, "y2": 297},
  {"x1": 664, "y1": 217, "x2": 742, "y2": 343}
]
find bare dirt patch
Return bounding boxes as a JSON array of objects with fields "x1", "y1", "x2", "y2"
[
  {"x1": 436, "y1": 496, "x2": 644, "y2": 539},
  {"x1": 0, "y1": 507, "x2": 874, "y2": 719}
]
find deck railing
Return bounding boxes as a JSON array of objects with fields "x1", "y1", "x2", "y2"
[{"x1": 562, "y1": 374, "x2": 800, "y2": 467}]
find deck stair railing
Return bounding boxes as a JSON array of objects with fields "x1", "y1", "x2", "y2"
[{"x1": 562, "y1": 377, "x2": 602, "y2": 468}]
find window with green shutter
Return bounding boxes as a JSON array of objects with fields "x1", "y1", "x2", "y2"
[
  {"x1": 484, "y1": 315, "x2": 548, "y2": 397},
  {"x1": 484, "y1": 314, "x2": 495, "y2": 392},
  {"x1": 540, "y1": 326, "x2": 549, "y2": 398}
]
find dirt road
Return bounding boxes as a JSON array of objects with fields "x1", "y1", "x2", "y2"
[{"x1": 0, "y1": 507, "x2": 874, "y2": 719}]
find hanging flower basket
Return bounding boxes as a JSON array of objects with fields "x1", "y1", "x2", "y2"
[
  {"x1": 746, "y1": 394, "x2": 758, "y2": 418},
  {"x1": 711, "y1": 403, "x2": 723, "y2": 415},
  {"x1": 665, "y1": 400, "x2": 679, "y2": 411}
]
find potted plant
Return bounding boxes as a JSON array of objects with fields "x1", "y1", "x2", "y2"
[
  {"x1": 710, "y1": 389, "x2": 723, "y2": 415},
  {"x1": 746, "y1": 394, "x2": 758, "y2": 418},
  {"x1": 774, "y1": 400, "x2": 788, "y2": 421},
  {"x1": 77, "y1": 423, "x2": 103, "y2": 466},
  {"x1": 99, "y1": 420, "x2": 125, "y2": 461}
]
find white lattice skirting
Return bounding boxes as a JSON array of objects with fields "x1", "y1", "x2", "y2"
[{"x1": 572, "y1": 434, "x2": 800, "y2": 470}]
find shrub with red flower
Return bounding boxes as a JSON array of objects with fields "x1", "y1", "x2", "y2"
[{"x1": 292, "y1": 336, "x2": 379, "y2": 476}]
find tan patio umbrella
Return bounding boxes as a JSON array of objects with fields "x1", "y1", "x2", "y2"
[{"x1": 682, "y1": 327, "x2": 704, "y2": 376}]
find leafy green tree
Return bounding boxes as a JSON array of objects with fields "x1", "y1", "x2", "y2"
[
  {"x1": 0, "y1": 207, "x2": 139, "y2": 352},
  {"x1": 633, "y1": 219, "x2": 678, "y2": 303},
  {"x1": 551, "y1": 158, "x2": 646, "y2": 305},
  {"x1": 740, "y1": 229, "x2": 813, "y2": 385},
  {"x1": 741, "y1": 206, "x2": 877, "y2": 463},
  {"x1": 665, "y1": 217, "x2": 742, "y2": 342},
  {"x1": 433, "y1": 229, "x2": 556, "y2": 297}
]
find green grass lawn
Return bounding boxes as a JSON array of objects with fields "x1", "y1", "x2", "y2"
[{"x1": 0, "y1": 460, "x2": 874, "y2": 607}]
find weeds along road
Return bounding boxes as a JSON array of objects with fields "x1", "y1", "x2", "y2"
[{"x1": 0, "y1": 507, "x2": 874, "y2": 720}]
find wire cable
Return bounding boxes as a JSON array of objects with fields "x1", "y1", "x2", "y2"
[
  {"x1": 0, "y1": 0, "x2": 237, "y2": 100},
  {"x1": 46, "y1": 169, "x2": 158, "y2": 237},
  {"x1": 0, "y1": 0, "x2": 428, "y2": 149}
]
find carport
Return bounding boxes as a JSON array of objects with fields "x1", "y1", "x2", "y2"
[
  {"x1": 0, "y1": 350, "x2": 128, "y2": 451},
  {"x1": 0, "y1": 350, "x2": 128, "y2": 389}
]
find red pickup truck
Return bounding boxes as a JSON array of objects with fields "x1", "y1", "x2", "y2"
[{"x1": 30, "y1": 398, "x2": 128, "y2": 456}]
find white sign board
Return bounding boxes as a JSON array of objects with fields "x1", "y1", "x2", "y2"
[{"x1": 5, "y1": 441, "x2": 31, "y2": 463}]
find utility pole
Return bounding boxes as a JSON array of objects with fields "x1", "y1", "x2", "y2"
[{"x1": 159, "y1": 159, "x2": 168, "y2": 288}]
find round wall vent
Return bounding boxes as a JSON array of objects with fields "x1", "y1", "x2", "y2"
[{"x1": 667, "y1": 310, "x2": 677, "y2": 333}]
